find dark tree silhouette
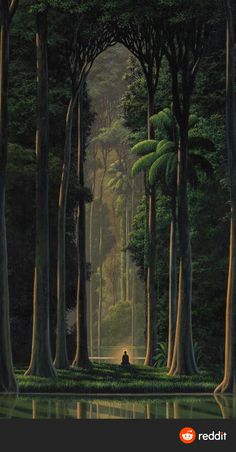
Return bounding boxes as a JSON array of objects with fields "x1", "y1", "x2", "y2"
[
  {"x1": 0, "y1": 0, "x2": 19, "y2": 393},
  {"x1": 215, "y1": 0, "x2": 236, "y2": 394},
  {"x1": 25, "y1": 9, "x2": 56, "y2": 378}
]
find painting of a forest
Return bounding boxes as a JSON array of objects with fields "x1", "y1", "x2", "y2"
[{"x1": 0, "y1": 0, "x2": 236, "y2": 420}]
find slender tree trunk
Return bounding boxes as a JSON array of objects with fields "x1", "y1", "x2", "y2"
[
  {"x1": 144, "y1": 185, "x2": 157, "y2": 365},
  {"x1": 73, "y1": 91, "x2": 90, "y2": 368},
  {"x1": 125, "y1": 200, "x2": 129, "y2": 300},
  {"x1": 131, "y1": 181, "x2": 135, "y2": 353},
  {"x1": 98, "y1": 214, "x2": 103, "y2": 357},
  {"x1": 167, "y1": 196, "x2": 178, "y2": 369},
  {"x1": 54, "y1": 97, "x2": 74, "y2": 369},
  {"x1": 88, "y1": 168, "x2": 96, "y2": 358},
  {"x1": 215, "y1": 0, "x2": 236, "y2": 394},
  {"x1": 55, "y1": 78, "x2": 83, "y2": 369},
  {"x1": 144, "y1": 86, "x2": 157, "y2": 366},
  {"x1": 131, "y1": 266, "x2": 136, "y2": 352},
  {"x1": 120, "y1": 205, "x2": 127, "y2": 301},
  {"x1": 0, "y1": 0, "x2": 17, "y2": 392},
  {"x1": 169, "y1": 128, "x2": 197, "y2": 376},
  {"x1": 25, "y1": 11, "x2": 56, "y2": 378},
  {"x1": 97, "y1": 156, "x2": 107, "y2": 358}
]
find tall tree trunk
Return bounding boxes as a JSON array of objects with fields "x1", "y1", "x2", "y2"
[
  {"x1": 0, "y1": 0, "x2": 17, "y2": 393},
  {"x1": 25, "y1": 10, "x2": 56, "y2": 378},
  {"x1": 55, "y1": 78, "x2": 83, "y2": 369},
  {"x1": 144, "y1": 185, "x2": 157, "y2": 366},
  {"x1": 125, "y1": 200, "x2": 129, "y2": 300},
  {"x1": 144, "y1": 86, "x2": 157, "y2": 366},
  {"x1": 88, "y1": 168, "x2": 96, "y2": 358},
  {"x1": 55, "y1": 94, "x2": 76, "y2": 369},
  {"x1": 131, "y1": 266, "x2": 136, "y2": 353},
  {"x1": 98, "y1": 212, "x2": 103, "y2": 358},
  {"x1": 120, "y1": 205, "x2": 127, "y2": 301},
  {"x1": 215, "y1": 0, "x2": 236, "y2": 394},
  {"x1": 167, "y1": 196, "x2": 178, "y2": 369},
  {"x1": 169, "y1": 128, "x2": 197, "y2": 376},
  {"x1": 73, "y1": 92, "x2": 90, "y2": 368},
  {"x1": 97, "y1": 155, "x2": 107, "y2": 358},
  {"x1": 131, "y1": 181, "x2": 135, "y2": 354}
]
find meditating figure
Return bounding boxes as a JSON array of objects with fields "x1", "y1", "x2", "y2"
[{"x1": 121, "y1": 350, "x2": 130, "y2": 366}]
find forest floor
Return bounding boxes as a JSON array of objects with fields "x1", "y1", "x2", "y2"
[{"x1": 16, "y1": 363, "x2": 220, "y2": 394}]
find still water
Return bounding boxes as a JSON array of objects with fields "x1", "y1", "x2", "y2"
[{"x1": 0, "y1": 394, "x2": 236, "y2": 419}]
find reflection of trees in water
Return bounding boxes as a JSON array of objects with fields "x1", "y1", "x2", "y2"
[
  {"x1": 32, "y1": 399, "x2": 52, "y2": 419},
  {"x1": 32, "y1": 398, "x2": 71, "y2": 419},
  {"x1": 3, "y1": 396, "x2": 234, "y2": 420},
  {"x1": 0, "y1": 395, "x2": 17, "y2": 419},
  {"x1": 166, "y1": 401, "x2": 174, "y2": 419},
  {"x1": 146, "y1": 402, "x2": 155, "y2": 419},
  {"x1": 173, "y1": 399, "x2": 193, "y2": 419},
  {"x1": 214, "y1": 394, "x2": 236, "y2": 419},
  {"x1": 77, "y1": 401, "x2": 87, "y2": 419}
]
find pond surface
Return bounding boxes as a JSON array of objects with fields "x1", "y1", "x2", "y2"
[{"x1": 0, "y1": 394, "x2": 236, "y2": 419}]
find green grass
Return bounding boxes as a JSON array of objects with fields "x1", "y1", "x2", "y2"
[{"x1": 15, "y1": 363, "x2": 221, "y2": 394}]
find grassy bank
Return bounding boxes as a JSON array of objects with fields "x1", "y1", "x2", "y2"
[{"x1": 16, "y1": 364, "x2": 220, "y2": 394}]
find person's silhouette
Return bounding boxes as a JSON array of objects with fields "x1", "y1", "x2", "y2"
[{"x1": 121, "y1": 350, "x2": 130, "y2": 366}]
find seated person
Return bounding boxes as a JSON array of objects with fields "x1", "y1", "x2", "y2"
[{"x1": 121, "y1": 350, "x2": 130, "y2": 366}]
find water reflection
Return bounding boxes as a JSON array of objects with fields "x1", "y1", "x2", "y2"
[{"x1": 0, "y1": 395, "x2": 235, "y2": 419}]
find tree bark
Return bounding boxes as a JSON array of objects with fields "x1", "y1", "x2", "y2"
[
  {"x1": 144, "y1": 86, "x2": 157, "y2": 366},
  {"x1": 25, "y1": 11, "x2": 56, "y2": 378},
  {"x1": 73, "y1": 91, "x2": 90, "y2": 368},
  {"x1": 167, "y1": 196, "x2": 178, "y2": 369},
  {"x1": 169, "y1": 128, "x2": 197, "y2": 376},
  {"x1": 0, "y1": 0, "x2": 18, "y2": 392},
  {"x1": 144, "y1": 185, "x2": 157, "y2": 365},
  {"x1": 215, "y1": 0, "x2": 236, "y2": 394}
]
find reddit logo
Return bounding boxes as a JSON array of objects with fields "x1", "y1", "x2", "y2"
[{"x1": 179, "y1": 427, "x2": 197, "y2": 444}]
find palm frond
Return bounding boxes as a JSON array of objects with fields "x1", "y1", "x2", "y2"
[
  {"x1": 188, "y1": 136, "x2": 215, "y2": 152},
  {"x1": 166, "y1": 153, "x2": 177, "y2": 186},
  {"x1": 107, "y1": 178, "x2": 117, "y2": 189},
  {"x1": 163, "y1": 107, "x2": 173, "y2": 119},
  {"x1": 157, "y1": 140, "x2": 175, "y2": 156},
  {"x1": 188, "y1": 152, "x2": 213, "y2": 177},
  {"x1": 149, "y1": 153, "x2": 171, "y2": 186},
  {"x1": 150, "y1": 111, "x2": 172, "y2": 132},
  {"x1": 130, "y1": 140, "x2": 157, "y2": 156},
  {"x1": 188, "y1": 164, "x2": 199, "y2": 188},
  {"x1": 131, "y1": 153, "x2": 157, "y2": 178},
  {"x1": 188, "y1": 114, "x2": 199, "y2": 129}
]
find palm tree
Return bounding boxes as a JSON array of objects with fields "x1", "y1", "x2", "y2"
[{"x1": 131, "y1": 107, "x2": 213, "y2": 369}]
